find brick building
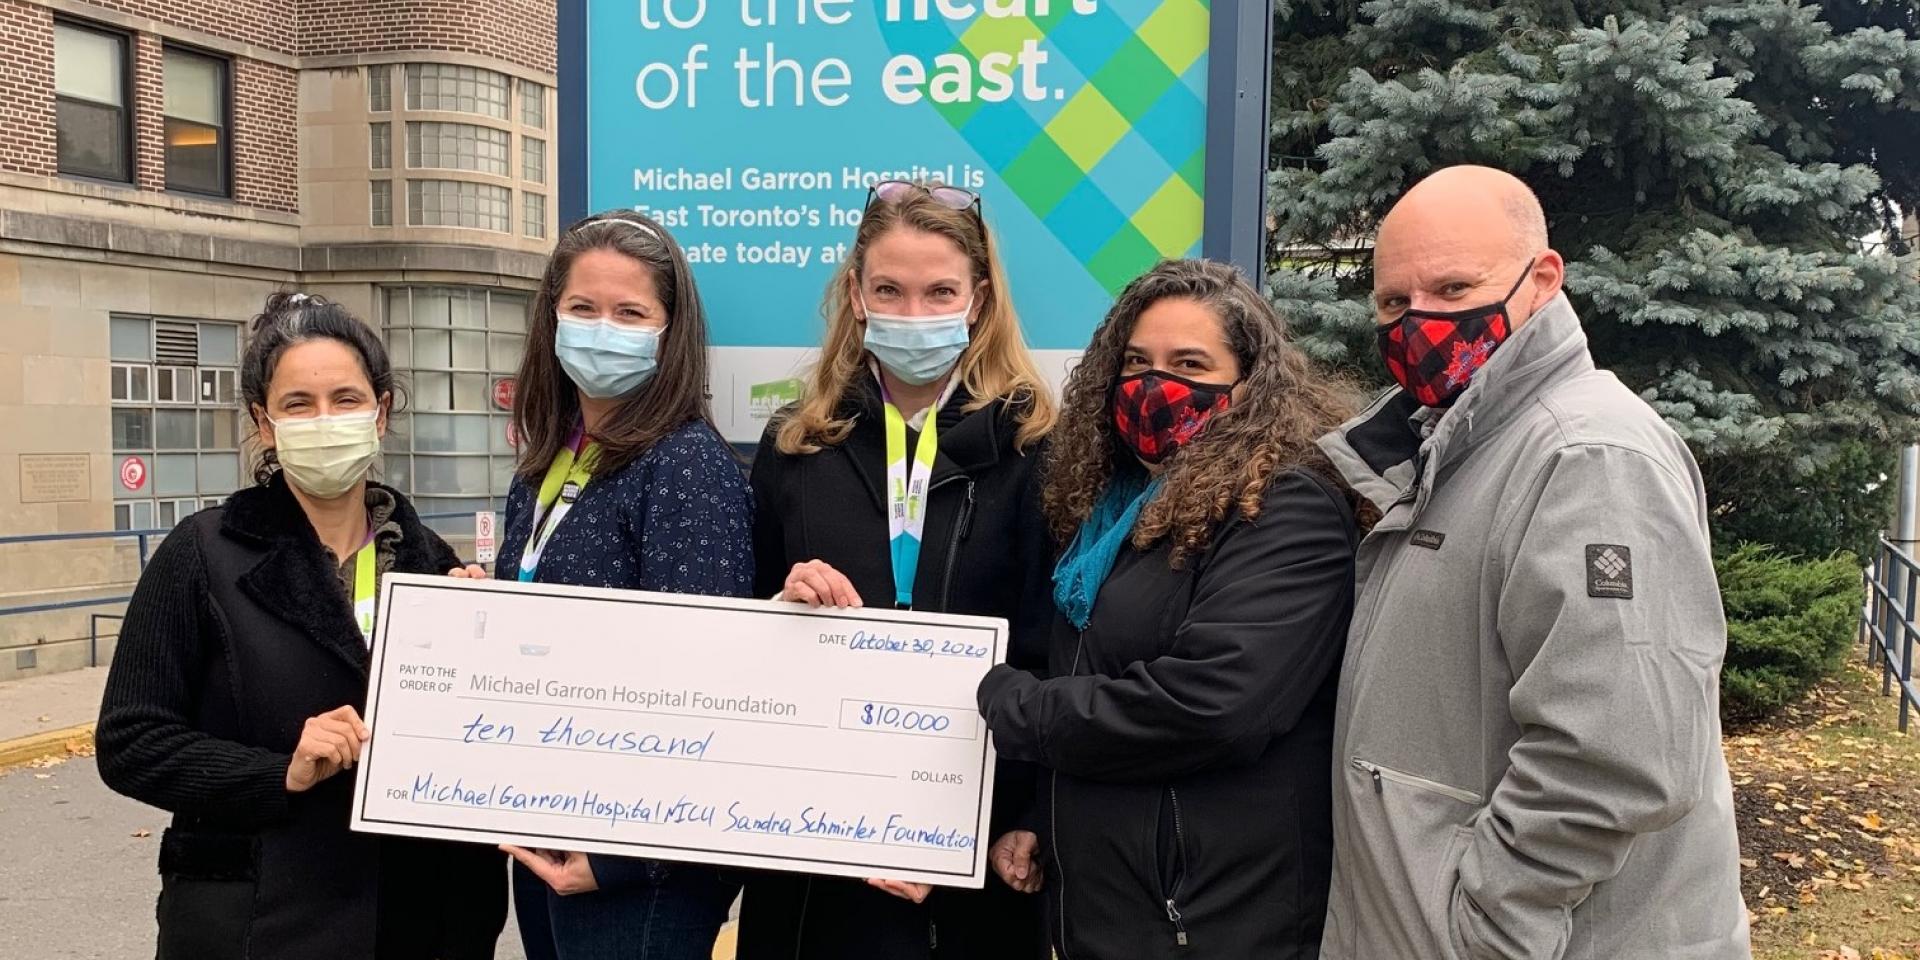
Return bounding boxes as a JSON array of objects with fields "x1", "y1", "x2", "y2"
[{"x1": 0, "y1": 0, "x2": 556, "y2": 678}]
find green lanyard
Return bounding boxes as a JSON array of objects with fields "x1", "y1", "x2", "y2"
[
  {"x1": 883, "y1": 401, "x2": 939, "y2": 608},
  {"x1": 352, "y1": 541, "x2": 377, "y2": 644},
  {"x1": 519, "y1": 439, "x2": 599, "y2": 582}
]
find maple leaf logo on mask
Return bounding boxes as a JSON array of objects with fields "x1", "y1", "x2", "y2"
[
  {"x1": 1173, "y1": 407, "x2": 1209, "y2": 442},
  {"x1": 1444, "y1": 337, "x2": 1497, "y2": 389}
]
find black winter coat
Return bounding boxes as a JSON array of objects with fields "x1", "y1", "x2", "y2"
[
  {"x1": 96, "y1": 475, "x2": 508, "y2": 960},
  {"x1": 978, "y1": 467, "x2": 1358, "y2": 960},
  {"x1": 737, "y1": 375, "x2": 1051, "y2": 960}
]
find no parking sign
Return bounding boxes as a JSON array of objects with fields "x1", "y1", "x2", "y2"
[{"x1": 118, "y1": 456, "x2": 147, "y2": 492}]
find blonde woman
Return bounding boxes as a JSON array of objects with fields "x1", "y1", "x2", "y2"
[{"x1": 738, "y1": 180, "x2": 1054, "y2": 960}]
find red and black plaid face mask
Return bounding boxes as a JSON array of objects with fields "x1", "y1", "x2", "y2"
[
  {"x1": 1110, "y1": 370, "x2": 1234, "y2": 465},
  {"x1": 1377, "y1": 261, "x2": 1533, "y2": 407}
]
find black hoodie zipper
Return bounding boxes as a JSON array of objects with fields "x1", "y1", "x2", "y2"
[{"x1": 1165, "y1": 786, "x2": 1191, "y2": 947}]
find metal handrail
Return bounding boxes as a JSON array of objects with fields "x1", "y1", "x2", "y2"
[
  {"x1": 0, "y1": 528, "x2": 172, "y2": 545},
  {"x1": 0, "y1": 511, "x2": 481, "y2": 667},
  {"x1": 1863, "y1": 536, "x2": 1920, "y2": 731}
]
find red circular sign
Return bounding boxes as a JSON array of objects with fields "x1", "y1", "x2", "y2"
[
  {"x1": 493, "y1": 378, "x2": 517, "y2": 411},
  {"x1": 119, "y1": 456, "x2": 147, "y2": 491},
  {"x1": 505, "y1": 421, "x2": 522, "y2": 449}
]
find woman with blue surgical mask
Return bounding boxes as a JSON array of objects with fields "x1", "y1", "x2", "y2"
[
  {"x1": 450, "y1": 210, "x2": 753, "y2": 960},
  {"x1": 736, "y1": 181, "x2": 1055, "y2": 960}
]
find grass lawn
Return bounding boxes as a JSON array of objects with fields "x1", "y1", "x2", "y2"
[{"x1": 1734, "y1": 659, "x2": 1920, "y2": 960}]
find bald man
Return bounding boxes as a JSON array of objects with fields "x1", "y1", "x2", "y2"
[{"x1": 1316, "y1": 166, "x2": 1750, "y2": 959}]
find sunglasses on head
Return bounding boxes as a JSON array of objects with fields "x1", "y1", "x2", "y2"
[{"x1": 865, "y1": 180, "x2": 983, "y2": 217}]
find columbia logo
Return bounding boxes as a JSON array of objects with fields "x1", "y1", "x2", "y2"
[{"x1": 1585, "y1": 544, "x2": 1634, "y2": 600}]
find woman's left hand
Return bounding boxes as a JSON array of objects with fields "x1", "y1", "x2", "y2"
[
  {"x1": 503, "y1": 845, "x2": 600, "y2": 895},
  {"x1": 867, "y1": 878, "x2": 933, "y2": 903}
]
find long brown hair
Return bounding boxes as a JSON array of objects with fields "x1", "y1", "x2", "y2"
[
  {"x1": 1043, "y1": 259, "x2": 1364, "y2": 567},
  {"x1": 774, "y1": 182, "x2": 1056, "y2": 454},
  {"x1": 513, "y1": 210, "x2": 714, "y2": 480}
]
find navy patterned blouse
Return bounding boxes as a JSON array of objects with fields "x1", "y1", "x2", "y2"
[
  {"x1": 492, "y1": 417, "x2": 752, "y2": 890},
  {"x1": 495, "y1": 418, "x2": 754, "y2": 599}
]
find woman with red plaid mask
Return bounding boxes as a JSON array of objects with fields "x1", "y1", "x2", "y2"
[
  {"x1": 976, "y1": 258, "x2": 1367, "y2": 959},
  {"x1": 737, "y1": 180, "x2": 1055, "y2": 960}
]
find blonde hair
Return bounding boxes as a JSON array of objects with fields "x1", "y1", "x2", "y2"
[{"x1": 774, "y1": 184, "x2": 1056, "y2": 454}]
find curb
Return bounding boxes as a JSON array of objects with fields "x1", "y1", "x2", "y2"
[{"x1": 0, "y1": 723, "x2": 94, "y2": 769}]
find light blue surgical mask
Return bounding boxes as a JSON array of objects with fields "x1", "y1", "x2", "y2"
[
  {"x1": 554, "y1": 313, "x2": 661, "y2": 398},
  {"x1": 861, "y1": 298, "x2": 972, "y2": 386}
]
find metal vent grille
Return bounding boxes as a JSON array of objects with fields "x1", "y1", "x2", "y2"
[{"x1": 155, "y1": 320, "x2": 198, "y2": 366}]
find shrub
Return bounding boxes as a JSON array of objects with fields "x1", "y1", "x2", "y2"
[
  {"x1": 1706, "y1": 440, "x2": 1900, "y2": 564},
  {"x1": 1718, "y1": 545, "x2": 1862, "y2": 724}
]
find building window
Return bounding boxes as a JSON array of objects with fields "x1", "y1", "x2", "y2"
[
  {"x1": 520, "y1": 79, "x2": 546, "y2": 130},
  {"x1": 383, "y1": 287, "x2": 528, "y2": 529},
  {"x1": 369, "y1": 65, "x2": 391, "y2": 112},
  {"x1": 371, "y1": 180, "x2": 393, "y2": 227},
  {"x1": 54, "y1": 21, "x2": 131, "y2": 182},
  {"x1": 522, "y1": 137, "x2": 545, "y2": 184},
  {"x1": 370, "y1": 122, "x2": 392, "y2": 169},
  {"x1": 406, "y1": 64, "x2": 509, "y2": 120},
  {"x1": 164, "y1": 47, "x2": 229, "y2": 196},
  {"x1": 111, "y1": 316, "x2": 243, "y2": 531},
  {"x1": 524, "y1": 193, "x2": 546, "y2": 239},
  {"x1": 406, "y1": 122, "x2": 509, "y2": 176},
  {"x1": 407, "y1": 179, "x2": 510, "y2": 232}
]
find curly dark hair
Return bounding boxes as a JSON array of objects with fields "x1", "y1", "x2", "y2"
[{"x1": 1042, "y1": 259, "x2": 1366, "y2": 568}]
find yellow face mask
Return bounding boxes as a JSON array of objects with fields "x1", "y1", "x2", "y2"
[{"x1": 272, "y1": 411, "x2": 380, "y2": 499}]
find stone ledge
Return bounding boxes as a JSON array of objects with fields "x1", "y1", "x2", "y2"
[
  {"x1": 0, "y1": 170, "x2": 303, "y2": 228},
  {"x1": 302, "y1": 243, "x2": 547, "y2": 280},
  {"x1": 301, "y1": 50, "x2": 555, "y2": 85},
  {"x1": 0, "y1": 212, "x2": 542, "y2": 281},
  {"x1": 0, "y1": 210, "x2": 289, "y2": 272}
]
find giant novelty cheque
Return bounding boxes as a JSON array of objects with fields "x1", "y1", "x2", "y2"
[{"x1": 349, "y1": 574, "x2": 1005, "y2": 888}]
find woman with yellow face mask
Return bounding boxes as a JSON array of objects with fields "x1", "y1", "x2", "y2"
[{"x1": 97, "y1": 293, "x2": 507, "y2": 960}]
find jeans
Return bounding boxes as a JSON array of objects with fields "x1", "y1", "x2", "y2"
[{"x1": 514, "y1": 857, "x2": 739, "y2": 960}]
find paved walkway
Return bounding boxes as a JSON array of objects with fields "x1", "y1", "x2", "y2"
[
  {"x1": 0, "y1": 667, "x2": 107, "y2": 743},
  {"x1": 0, "y1": 666, "x2": 739, "y2": 959}
]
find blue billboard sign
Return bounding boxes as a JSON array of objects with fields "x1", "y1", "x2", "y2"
[{"x1": 559, "y1": 0, "x2": 1269, "y2": 438}]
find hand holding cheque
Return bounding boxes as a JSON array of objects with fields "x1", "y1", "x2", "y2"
[{"x1": 350, "y1": 572, "x2": 1006, "y2": 889}]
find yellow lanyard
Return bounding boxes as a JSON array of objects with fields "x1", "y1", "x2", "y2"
[
  {"x1": 883, "y1": 402, "x2": 939, "y2": 608},
  {"x1": 519, "y1": 439, "x2": 599, "y2": 582},
  {"x1": 352, "y1": 540, "x2": 377, "y2": 644}
]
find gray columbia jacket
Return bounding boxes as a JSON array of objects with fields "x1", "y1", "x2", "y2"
[{"x1": 1315, "y1": 293, "x2": 1751, "y2": 960}]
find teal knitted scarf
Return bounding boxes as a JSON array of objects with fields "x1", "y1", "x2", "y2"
[{"x1": 1052, "y1": 471, "x2": 1163, "y2": 630}]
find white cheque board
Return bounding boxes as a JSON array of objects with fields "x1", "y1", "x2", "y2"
[{"x1": 350, "y1": 573, "x2": 1004, "y2": 888}]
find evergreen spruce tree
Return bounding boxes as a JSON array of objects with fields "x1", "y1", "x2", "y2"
[{"x1": 1270, "y1": 0, "x2": 1920, "y2": 555}]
